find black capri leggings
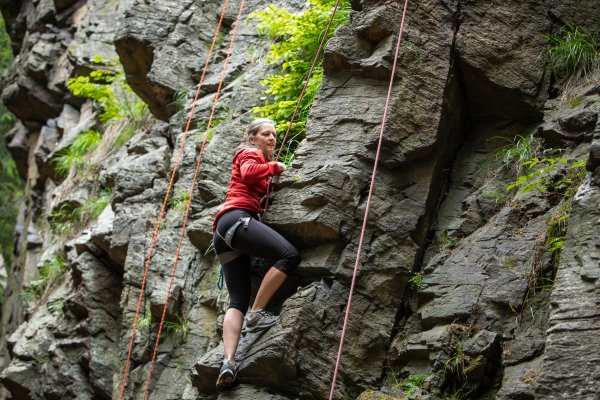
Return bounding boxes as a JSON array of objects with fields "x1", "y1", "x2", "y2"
[{"x1": 213, "y1": 209, "x2": 300, "y2": 314}]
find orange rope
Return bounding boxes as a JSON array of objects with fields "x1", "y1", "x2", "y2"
[
  {"x1": 118, "y1": 1, "x2": 231, "y2": 398},
  {"x1": 141, "y1": 0, "x2": 247, "y2": 398},
  {"x1": 328, "y1": 0, "x2": 410, "y2": 398}
]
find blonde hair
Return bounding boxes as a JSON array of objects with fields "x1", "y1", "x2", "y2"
[{"x1": 238, "y1": 118, "x2": 276, "y2": 159}]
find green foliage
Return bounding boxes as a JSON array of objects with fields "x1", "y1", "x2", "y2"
[
  {"x1": 49, "y1": 204, "x2": 82, "y2": 236},
  {"x1": 164, "y1": 314, "x2": 189, "y2": 343},
  {"x1": 171, "y1": 88, "x2": 189, "y2": 114},
  {"x1": 0, "y1": 15, "x2": 13, "y2": 72},
  {"x1": 522, "y1": 277, "x2": 554, "y2": 312},
  {"x1": 22, "y1": 256, "x2": 68, "y2": 300},
  {"x1": 249, "y1": 0, "x2": 350, "y2": 160},
  {"x1": 441, "y1": 229, "x2": 461, "y2": 250},
  {"x1": 47, "y1": 298, "x2": 64, "y2": 315},
  {"x1": 546, "y1": 202, "x2": 571, "y2": 262},
  {"x1": 82, "y1": 188, "x2": 112, "y2": 220},
  {"x1": 53, "y1": 130, "x2": 102, "y2": 178},
  {"x1": 545, "y1": 23, "x2": 599, "y2": 80},
  {"x1": 0, "y1": 14, "x2": 21, "y2": 264},
  {"x1": 113, "y1": 124, "x2": 138, "y2": 149},
  {"x1": 494, "y1": 134, "x2": 534, "y2": 176},
  {"x1": 505, "y1": 151, "x2": 586, "y2": 196},
  {"x1": 402, "y1": 374, "x2": 429, "y2": 395},
  {"x1": 137, "y1": 304, "x2": 153, "y2": 332},
  {"x1": 67, "y1": 56, "x2": 148, "y2": 123},
  {"x1": 168, "y1": 188, "x2": 191, "y2": 213},
  {"x1": 48, "y1": 188, "x2": 111, "y2": 236},
  {"x1": 408, "y1": 272, "x2": 424, "y2": 291}
]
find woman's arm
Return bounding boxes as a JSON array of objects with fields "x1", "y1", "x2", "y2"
[{"x1": 238, "y1": 150, "x2": 282, "y2": 183}]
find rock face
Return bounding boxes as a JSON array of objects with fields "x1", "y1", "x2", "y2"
[{"x1": 0, "y1": 0, "x2": 599, "y2": 399}]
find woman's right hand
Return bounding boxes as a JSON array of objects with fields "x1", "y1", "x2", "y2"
[{"x1": 276, "y1": 162, "x2": 286, "y2": 173}]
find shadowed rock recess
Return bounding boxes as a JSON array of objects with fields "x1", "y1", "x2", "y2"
[{"x1": 0, "y1": 0, "x2": 599, "y2": 399}]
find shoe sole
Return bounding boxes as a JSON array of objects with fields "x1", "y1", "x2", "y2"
[{"x1": 216, "y1": 371, "x2": 236, "y2": 390}]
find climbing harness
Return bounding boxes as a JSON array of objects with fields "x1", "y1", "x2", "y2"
[
  {"x1": 216, "y1": 216, "x2": 251, "y2": 263},
  {"x1": 328, "y1": 0, "x2": 411, "y2": 398},
  {"x1": 214, "y1": 216, "x2": 251, "y2": 289},
  {"x1": 117, "y1": 0, "x2": 238, "y2": 398}
]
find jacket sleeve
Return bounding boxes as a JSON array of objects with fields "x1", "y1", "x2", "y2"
[{"x1": 237, "y1": 150, "x2": 280, "y2": 183}]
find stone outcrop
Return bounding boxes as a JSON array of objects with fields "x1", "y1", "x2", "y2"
[{"x1": 0, "y1": 0, "x2": 599, "y2": 399}]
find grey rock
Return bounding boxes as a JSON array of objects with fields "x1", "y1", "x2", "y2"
[
  {"x1": 587, "y1": 116, "x2": 600, "y2": 173},
  {"x1": 5, "y1": 121, "x2": 30, "y2": 180},
  {"x1": 462, "y1": 330, "x2": 500, "y2": 359},
  {"x1": 455, "y1": 0, "x2": 549, "y2": 122},
  {"x1": 536, "y1": 182, "x2": 600, "y2": 398},
  {"x1": 0, "y1": 360, "x2": 41, "y2": 399},
  {"x1": 497, "y1": 356, "x2": 542, "y2": 400}
]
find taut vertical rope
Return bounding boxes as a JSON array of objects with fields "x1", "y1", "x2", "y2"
[
  {"x1": 328, "y1": 0, "x2": 410, "y2": 398},
  {"x1": 141, "y1": 0, "x2": 247, "y2": 398},
  {"x1": 118, "y1": 1, "x2": 231, "y2": 398}
]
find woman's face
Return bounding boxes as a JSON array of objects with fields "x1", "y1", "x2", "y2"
[{"x1": 251, "y1": 124, "x2": 277, "y2": 157}]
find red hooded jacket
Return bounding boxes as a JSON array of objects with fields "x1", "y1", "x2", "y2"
[{"x1": 213, "y1": 148, "x2": 282, "y2": 229}]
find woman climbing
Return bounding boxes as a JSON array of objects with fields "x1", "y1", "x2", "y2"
[{"x1": 212, "y1": 118, "x2": 301, "y2": 390}]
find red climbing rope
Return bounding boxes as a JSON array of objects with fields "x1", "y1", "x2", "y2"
[
  {"x1": 263, "y1": 0, "x2": 343, "y2": 217},
  {"x1": 141, "y1": 1, "x2": 247, "y2": 398},
  {"x1": 118, "y1": 1, "x2": 231, "y2": 399},
  {"x1": 328, "y1": 1, "x2": 410, "y2": 399}
]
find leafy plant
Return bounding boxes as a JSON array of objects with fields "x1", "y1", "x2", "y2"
[
  {"x1": 402, "y1": 374, "x2": 429, "y2": 395},
  {"x1": 408, "y1": 272, "x2": 424, "y2": 290},
  {"x1": 48, "y1": 204, "x2": 82, "y2": 236},
  {"x1": 0, "y1": 14, "x2": 22, "y2": 264},
  {"x1": 545, "y1": 23, "x2": 598, "y2": 80},
  {"x1": 505, "y1": 152, "x2": 586, "y2": 196},
  {"x1": 167, "y1": 188, "x2": 191, "y2": 213},
  {"x1": 67, "y1": 56, "x2": 148, "y2": 123},
  {"x1": 441, "y1": 229, "x2": 461, "y2": 250},
  {"x1": 47, "y1": 298, "x2": 65, "y2": 315},
  {"x1": 112, "y1": 123, "x2": 139, "y2": 149},
  {"x1": 164, "y1": 314, "x2": 189, "y2": 343},
  {"x1": 546, "y1": 202, "x2": 571, "y2": 262},
  {"x1": 494, "y1": 134, "x2": 534, "y2": 176},
  {"x1": 138, "y1": 304, "x2": 153, "y2": 332},
  {"x1": 22, "y1": 256, "x2": 68, "y2": 300},
  {"x1": 53, "y1": 130, "x2": 102, "y2": 178},
  {"x1": 82, "y1": 188, "x2": 112, "y2": 220},
  {"x1": 249, "y1": 0, "x2": 350, "y2": 160}
]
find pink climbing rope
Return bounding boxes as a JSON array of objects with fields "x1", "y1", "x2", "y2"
[
  {"x1": 141, "y1": 0, "x2": 248, "y2": 399},
  {"x1": 328, "y1": 0, "x2": 410, "y2": 398},
  {"x1": 118, "y1": 1, "x2": 231, "y2": 399}
]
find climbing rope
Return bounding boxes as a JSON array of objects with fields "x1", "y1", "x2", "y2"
[
  {"x1": 328, "y1": 1, "x2": 410, "y2": 399},
  {"x1": 118, "y1": 1, "x2": 231, "y2": 398},
  {"x1": 263, "y1": 0, "x2": 343, "y2": 218},
  {"x1": 141, "y1": 1, "x2": 248, "y2": 399}
]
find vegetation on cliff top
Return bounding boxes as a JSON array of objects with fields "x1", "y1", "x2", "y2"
[
  {"x1": 249, "y1": 0, "x2": 350, "y2": 164},
  {"x1": 0, "y1": 15, "x2": 21, "y2": 268}
]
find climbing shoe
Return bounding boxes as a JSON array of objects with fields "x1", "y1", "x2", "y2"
[
  {"x1": 216, "y1": 359, "x2": 238, "y2": 390},
  {"x1": 245, "y1": 309, "x2": 278, "y2": 333}
]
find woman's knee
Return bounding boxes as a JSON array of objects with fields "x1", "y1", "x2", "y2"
[{"x1": 275, "y1": 247, "x2": 300, "y2": 274}]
